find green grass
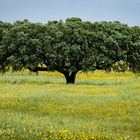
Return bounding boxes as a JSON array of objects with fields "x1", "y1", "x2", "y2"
[{"x1": 0, "y1": 71, "x2": 140, "y2": 139}]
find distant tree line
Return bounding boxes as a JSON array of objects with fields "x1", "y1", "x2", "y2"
[{"x1": 0, "y1": 18, "x2": 140, "y2": 83}]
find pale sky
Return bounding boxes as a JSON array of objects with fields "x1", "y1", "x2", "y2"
[{"x1": 0, "y1": 0, "x2": 140, "y2": 26}]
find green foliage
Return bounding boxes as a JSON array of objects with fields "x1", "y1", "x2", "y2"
[
  {"x1": 112, "y1": 60, "x2": 129, "y2": 72},
  {"x1": 0, "y1": 18, "x2": 140, "y2": 83}
]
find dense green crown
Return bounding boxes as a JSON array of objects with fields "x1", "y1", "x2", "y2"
[{"x1": 0, "y1": 18, "x2": 140, "y2": 83}]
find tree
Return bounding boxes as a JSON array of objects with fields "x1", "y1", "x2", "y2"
[
  {"x1": 0, "y1": 18, "x2": 140, "y2": 83},
  {"x1": 0, "y1": 21, "x2": 13, "y2": 73},
  {"x1": 126, "y1": 26, "x2": 140, "y2": 72}
]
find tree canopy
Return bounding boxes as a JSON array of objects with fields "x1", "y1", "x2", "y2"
[{"x1": 0, "y1": 18, "x2": 140, "y2": 83}]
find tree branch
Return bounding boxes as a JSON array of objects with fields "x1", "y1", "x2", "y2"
[{"x1": 28, "y1": 67, "x2": 48, "y2": 72}]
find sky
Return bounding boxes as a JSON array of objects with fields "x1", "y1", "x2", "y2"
[{"x1": 0, "y1": 0, "x2": 140, "y2": 26}]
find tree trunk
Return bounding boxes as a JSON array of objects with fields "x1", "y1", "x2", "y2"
[{"x1": 64, "y1": 72, "x2": 77, "y2": 84}]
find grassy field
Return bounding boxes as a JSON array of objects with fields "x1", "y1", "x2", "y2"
[{"x1": 0, "y1": 71, "x2": 140, "y2": 140}]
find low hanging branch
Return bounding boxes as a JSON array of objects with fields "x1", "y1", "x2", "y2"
[{"x1": 28, "y1": 67, "x2": 48, "y2": 72}]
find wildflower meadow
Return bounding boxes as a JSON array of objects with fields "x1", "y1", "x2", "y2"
[{"x1": 0, "y1": 71, "x2": 140, "y2": 140}]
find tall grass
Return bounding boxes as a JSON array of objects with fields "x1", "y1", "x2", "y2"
[{"x1": 0, "y1": 71, "x2": 140, "y2": 139}]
